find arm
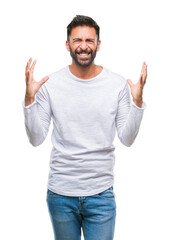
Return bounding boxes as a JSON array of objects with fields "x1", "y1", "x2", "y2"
[
  {"x1": 115, "y1": 62, "x2": 147, "y2": 147},
  {"x1": 23, "y1": 58, "x2": 50, "y2": 146}
]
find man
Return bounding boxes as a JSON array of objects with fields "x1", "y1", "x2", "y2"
[{"x1": 23, "y1": 15, "x2": 147, "y2": 240}]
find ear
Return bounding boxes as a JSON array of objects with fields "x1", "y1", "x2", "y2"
[
  {"x1": 96, "y1": 40, "x2": 101, "y2": 52},
  {"x1": 65, "y1": 40, "x2": 70, "y2": 52}
]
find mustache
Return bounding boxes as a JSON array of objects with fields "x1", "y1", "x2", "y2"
[{"x1": 75, "y1": 49, "x2": 92, "y2": 54}]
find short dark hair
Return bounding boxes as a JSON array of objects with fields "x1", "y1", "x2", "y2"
[{"x1": 67, "y1": 15, "x2": 100, "y2": 42}]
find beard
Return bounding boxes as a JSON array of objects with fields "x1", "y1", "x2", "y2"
[{"x1": 69, "y1": 44, "x2": 97, "y2": 68}]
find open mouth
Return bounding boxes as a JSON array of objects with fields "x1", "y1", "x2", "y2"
[{"x1": 77, "y1": 52, "x2": 91, "y2": 58}]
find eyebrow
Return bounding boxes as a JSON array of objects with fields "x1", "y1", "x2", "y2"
[{"x1": 72, "y1": 38, "x2": 95, "y2": 42}]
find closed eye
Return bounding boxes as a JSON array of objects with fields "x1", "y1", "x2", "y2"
[
  {"x1": 73, "y1": 38, "x2": 82, "y2": 43},
  {"x1": 86, "y1": 39, "x2": 95, "y2": 43},
  {"x1": 72, "y1": 38, "x2": 95, "y2": 43}
]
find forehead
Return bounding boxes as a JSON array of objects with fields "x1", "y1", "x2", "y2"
[{"x1": 70, "y1": 26, "x2": 97, "y2": 39}]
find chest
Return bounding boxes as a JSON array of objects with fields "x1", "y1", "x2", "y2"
[{"x1": 50, "y1": 84, "x2": 118, "y2": 124}]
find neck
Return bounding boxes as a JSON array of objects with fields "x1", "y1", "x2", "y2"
[{"x1": 69, "y1": 61, "x2": 102, "y2": 79}]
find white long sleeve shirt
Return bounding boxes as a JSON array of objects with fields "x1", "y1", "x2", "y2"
[{"x1": 23, "y1": 66, "x2": 146, "y2": 196}]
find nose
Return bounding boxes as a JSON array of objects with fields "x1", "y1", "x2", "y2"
[{"x1": 79, "y1": 41, "x2": 88, "y2": 51}]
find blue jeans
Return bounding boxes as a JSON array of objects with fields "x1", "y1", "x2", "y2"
[{"x1": 46, "y1": 186, "x2": 116, "y2": 240}]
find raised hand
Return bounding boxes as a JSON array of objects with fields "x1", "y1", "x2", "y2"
[
  {"x1": 127, "y1": 62, "x2": 147, "y2": 108},
  {"x1": 25, "y1": 58, "x2": 49, "y2": 106}
]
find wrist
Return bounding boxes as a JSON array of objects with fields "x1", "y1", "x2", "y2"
[
  {"x1": 25, "y1": 96, "x2": 35, "y2": 106},
  {"x1": 133, "y1": 98, "x2": 143, "y2": 108}
]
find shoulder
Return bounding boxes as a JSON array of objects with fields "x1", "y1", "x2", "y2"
[
  {"x1": 38, "y1": 66, "x2": 68, "y2": 96},
  {"x1": 103, "y1": 67, "x2": 127, "y2": 88},
  {"x1": 104, "y1": 67, "x2": 126, "y2": 83},
  {"x1": 48, "y1": 66, "x2": 68, "y2": 82},
  {"x1": 42, "y1": 66, "x2": 68, "y2": 89}
]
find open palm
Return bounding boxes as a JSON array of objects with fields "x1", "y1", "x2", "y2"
[
  {"x1": 25, "y1": 58, "x2": 49, "y2": 106},
  {"x1": 127, "y1": 62, "x2": 147, "y2": 107}
]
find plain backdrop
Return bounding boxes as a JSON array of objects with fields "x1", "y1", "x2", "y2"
[{"x1": 1, "y1": 0, "x2": 169, "y2": 239}]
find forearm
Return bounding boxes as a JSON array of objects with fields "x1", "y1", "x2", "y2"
[
  {"x1": 23, "y1": 101, "x2": 46, "y2": 146},
  {"x1": 23, "y1": 83, "x2": 52, "y2": 146},
  {"x1": 122, "y1": 85, "x2": 145, "y2": 145},
  {"x1": 117, "y1": 102, "x2": 145, "y2": 147}
]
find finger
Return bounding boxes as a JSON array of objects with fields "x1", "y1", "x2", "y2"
[
  {"x1": 25, "y1": 58, "x2": 32, "y2": 79},
  {"x1": 142, "y1": 62, "x2": 147, "y2": 84},
  {"x1": 28, "y1": 59, "x2": 37, "y2": 82},
  {"x1": 30, "y1": 59, "x2": 37, "y2": 74},
  {"x1": 140, "y1": 62, "x2": 147, "y2": 85},
  {"x1": 38, "y1": 76, "x2": 49, "y2": 88},
  {"x1": 138, "y1": 72, "x2": 143, "y2": 85},
  {"x1": 25, "y1": 58, "x2": 32, "y2": 71},
  {"x1": 127, "y1": 79, "x2": 134, "y2": 88},
  {"x1": 140, "y1": 62, "x2": 145, "y2": 76}
]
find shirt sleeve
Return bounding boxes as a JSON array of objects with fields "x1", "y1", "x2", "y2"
[
  {"x1": 22, "y1": 84, "x2": 52, "y2": 146},
  {"x1": 115, "y1": 82, "x2": 146, "y2": 147}
]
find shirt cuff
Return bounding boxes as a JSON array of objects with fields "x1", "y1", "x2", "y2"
[
  {"x1": 22, "y1": 99, "x2": 36, "y2": 108},
  {"x1": 131, "y1": 100, "x2": 146, "y2": 110}
]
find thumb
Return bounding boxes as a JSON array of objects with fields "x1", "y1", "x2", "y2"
[
  {"x1": 39, "y1": 76, "x2": 49, "y2": 87},
  {"x1": 127, "y1": 79, "x2": 134, "y2": 89}
]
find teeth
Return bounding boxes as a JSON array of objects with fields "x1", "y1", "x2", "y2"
[{"x1": 79, "y1": 53, "x2": 89, "y2": 56}]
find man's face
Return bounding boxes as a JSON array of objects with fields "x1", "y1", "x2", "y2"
[{"x1": 66, "y1": 26, "x2": 101, "y2": 67}]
